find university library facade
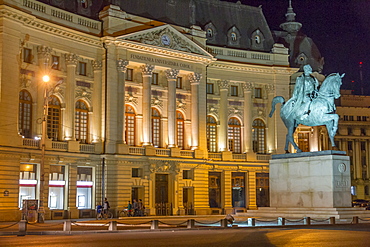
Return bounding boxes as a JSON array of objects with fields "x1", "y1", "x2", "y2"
[{"x1": 1, "y1": 0, "x2": 353, "y2": 221}]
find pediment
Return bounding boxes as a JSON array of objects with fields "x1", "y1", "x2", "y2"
[{"x1": 117, "y1": 25, "x2": 212, "y2": 57}]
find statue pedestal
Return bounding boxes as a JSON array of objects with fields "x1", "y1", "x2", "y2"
[{"x1": 237, "y1": 151, "x2": 370, "y2": 219}]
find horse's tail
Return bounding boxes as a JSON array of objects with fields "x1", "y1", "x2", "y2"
[{"x1": 269, "y1": 96, "x2": 285, "y2": 118}]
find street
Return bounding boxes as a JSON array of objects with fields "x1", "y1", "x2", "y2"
[{"x1": 1, "y1": 224, "x2": 370, "y2": 247}]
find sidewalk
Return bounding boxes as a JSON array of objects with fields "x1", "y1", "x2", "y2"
[{"x1": 0, "y1": 215, "x2": 367, "y2": 236}]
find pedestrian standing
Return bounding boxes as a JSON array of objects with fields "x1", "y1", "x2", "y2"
[
  {"x1": 133, "y1": 199, "x2": 138, "y2": 216},
  {"x1": 127, "y1": 201, "x2": 132, "y2": 217},
  {"x1": 103, "y1": 198, "x2": 110, "y2": 214}
]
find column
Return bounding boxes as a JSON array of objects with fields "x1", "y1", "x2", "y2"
[
  {"x1": 165, "y1": 69, "x2": 179, "y2": 147},
  {"x1": 117, "y1": 59, "x2": 129, "y2": 143},
  {"x1": 68, "y1": 165, "x2": 79, "y2": 219},
  {"x1": 64, "y1": 53, "x2": 79, "y2": 140},
  {"x1": 141, "y1": 64, "x2": 155, "y2": 146},
  {"x1": 266, "y1": 84, "x2": 276, "y2": 153},
  {"x1": 218, "y1": 80, "x2": 229, "y2": 152},
  {"x1": 188, "y1": 73, "x2": 202, "y2": 150},
  {"x1": 242, "y1": 82, "x2": 253, "y2": 153},
  {"x1": 92, "y1": 60, "x2": 103, "y2": 142}
]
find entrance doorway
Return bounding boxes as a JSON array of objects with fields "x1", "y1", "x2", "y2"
[
  {"x1": 155, "y1": 174, "x2": 172, "y2": 215},
  {"x1": 183, "y1": 187, "x2": 194, "y2": 215}
]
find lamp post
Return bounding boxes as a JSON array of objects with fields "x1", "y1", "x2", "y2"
[{"x1": 38, "y1": 74, "x2": 50, "y2": 223}]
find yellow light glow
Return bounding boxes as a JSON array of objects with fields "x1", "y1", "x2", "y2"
[{"x1": 42, "y1": 75, "x2": 50, "y2": 82}]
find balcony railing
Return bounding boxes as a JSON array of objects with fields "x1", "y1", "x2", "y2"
[
  {"x1": 129, "y1": 147, "x2": 145, "y2": 155},
  {"x1": 155, "y1": 148, "x2": 170, "y2": 156}
]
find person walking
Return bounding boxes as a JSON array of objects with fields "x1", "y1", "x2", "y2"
[
  {"x1": 132, "y1": 199, "x2": 138, "y2": 217},
  {"x1": 103, "y1": 198, "x2": 110, "y2": 214},
  {"x1": 138, "y1": 199, "x2": 144, "y2": 216},
  {"x1": 127, "y1": 201, "x2": 132, "y2": 217}
]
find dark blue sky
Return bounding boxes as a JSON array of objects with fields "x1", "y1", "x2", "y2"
[{"x1": 226, "y1": 0, "x2": 370, "y2": 95}]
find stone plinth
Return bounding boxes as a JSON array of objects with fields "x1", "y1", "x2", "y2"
[{"x1": 270, "y1": 150, "x2": 351, "y2": 208}]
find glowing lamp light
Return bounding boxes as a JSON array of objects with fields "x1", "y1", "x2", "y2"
[{"x1": 42, "y1": 75, "x2": 50, "y2": 83}]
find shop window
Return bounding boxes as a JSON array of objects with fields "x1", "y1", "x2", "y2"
[
  {"x1": 152, "y1": 108, "x2": 161, "y2": 147},
  {"x1": 152, "y1": 73, "x2": 159, "y2": 85},
  {"x1": 207, "y1": 116, "x2": 217, "y2": 153},
  {"x1": 77, "y1": 167, "x2": 93, "y2": 209},
  {"x1": 125, "y1": 105, "x2": 136, "y2": 146},
  {"x1": 256, "y1": 173, "x2": 269, "y2": 207},
  {"x1": 209, "y1": 172, "x2": 221, "y2": 208},
  {"x1": 206, "y1": 83, "x2": 214, "y2": 94},
  {"x1": 23, "y1": 48, "x2": 32, "y2": 63},
  {"x1": 19, "y1": 90, "x2": 32, "y2": 138},
  {"x1": 78, "y1": 62, "x2": 87, "y2": 76},
  {"x1": 126, "y1": 68, "x2": 133, "y2": 81},
  {"x1": 19, "y1": 164, "x2": 37, "y2": 208},
  {"x1": 232, "y1": 172, "x2": 245, "y2": 207},
  {"x1": 132, "y1": 168, "x2": 142, "y2": 178},
  {"x1": 48, "y1": 165, "x2": 65, "y2": 210},
  {"x1": 75, "y1": 100, "x2": 89, "y2": 143}
]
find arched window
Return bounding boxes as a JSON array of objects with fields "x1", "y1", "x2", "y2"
[
  {"x1": 176, "y1": 111, "x2": 184, "y2": 149},
  {"x1": 228, "y1": 117, "x2": 241, "y2": 153},
  {"x1": 19, "y1": 90, "x2": 32, "y2": 138},
  {"x1": 207, "y1": 116, "x2": 217, "y2": 153},
  {"x1": 152, "y1": 108, "x2": 161, "y2": 147},
  {"x1": 252, "y1": 119, "x2": 266, "y2": 153},
  {"x1": 47, "y1": 96, "x2": 61, "y2": 141},
  {"x1": 75, "y1": 100, "x2": 89, "y2": 143},
  {"x1": 125, "y1": 105, "x2": 136, "y2": 146}
]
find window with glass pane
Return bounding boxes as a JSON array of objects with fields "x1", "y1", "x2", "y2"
[
  {"x1": 176, "y1": 111, "x2": 184, "y2": 149},
  {"x1": 206, "y1": 83, "x2": 214, "y2": 94},
  {"x1": 152, "y1": 108, "x2": 161, "y2": 147},
  {"x1": 79, "y1": 62, "x2": 87, "y2": 76},
  {"x1": 152, "y1": 73, "x2": 159, "y2": 85},
  {"x1": 176, "y1": 77, "x2": 182, "y2": 89},
  {"x1": 228, "y1": 117, "x2": 241, "y2": 153},
  {"x1": 75, "y1": 100, "x2": 89, "y2": 143},
  {"x1": 252, "y1": 119, "x2": 266, "y2": 153},
  {"x1": 51, "y1": 56, "x2": 60, "y2": 70},
  {"x1": 230, "y1": 85, "x2": 238, "y2": 96},
  {"x1": 23, "y1": 48, "x2": 32, "y2": 63},
  {"x1": 19, "y1": 90, "x2": 32, "y2": 138},
  {"x1": 126, "y1": 68, "x2": 133, "y2": 81},
  {"x1": 47, "y1": 96, "x2": 61, "y2": 141},
  {"x1": 207, "y1": 116, "x2": 217, "y2": 152},
  {"x1": 125, "y1": 105, "x2": 136, "y2": 146},
  {"x1": 254, "y1": 88, "x2": 262, "y2": 98}
]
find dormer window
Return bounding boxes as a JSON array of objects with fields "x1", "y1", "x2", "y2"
[
  {"x1": 207, "y1": 28, "x2": 213, "y2": 38},
  {"x1": 227, "y1": 26, "x2": 240, "y2": 46},
  {"x1": 81, "y1": 0, "x2": 88, "y2": 8},
  {"x1": 251, "y1": 29, "x2": 264, "y2": 50},
  {"x1": 255, "y1": 35, "x2": 261, "y2": 44},
  {"x1": 205, "y1": 22, "x2": 217, "y2": 42},
  {"x1": 231, "y1": 32, "x2": 237, "y2": 41}
]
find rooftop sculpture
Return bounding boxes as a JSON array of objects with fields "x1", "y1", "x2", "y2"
[{"x1": 269, "y1": 64, "x2": 345, "y2": 153}]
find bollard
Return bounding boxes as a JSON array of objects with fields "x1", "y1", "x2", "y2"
[
  {"x1": 278, "y1": 217, "x2": 285, "y2": 226},
  {"x1": 329, "y1": 217, "x2": 335, "y2": 225},
  {"x1": 63, "y1": 220, "x2": 72, "y2": 232},
  {"x1": 18, "y1": 220, "x2": 27, "y2": 236},
  {"x1": 220, "y1": 218, "x2": 228, "y2": 228},
  {"x1": 248, "y1": 218, "x2": 256, "y2": 226},
  {"x1": 109, "y1": 221, "x2": 117, "y2": 231},
  {"x1": 151, "y1": 220, "x2": 159, "y2": 230},
  {"x1": 304, "y1": 217, "x2": 311, "y2": 225},
  {"x1": 187, "y1": 219, "x2": 195, "y2": 229},
  {"x1": 352, "y1": 216, "x2": 359, "y2": 224}
]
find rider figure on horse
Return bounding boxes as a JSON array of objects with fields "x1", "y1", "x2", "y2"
[{"x1": 291, "y1": 64, "x2": 320, "y2": 120}]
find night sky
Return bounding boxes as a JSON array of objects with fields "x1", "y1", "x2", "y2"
[{"x1": 225, "y1": 0, "x2": 370, "y2": 95}]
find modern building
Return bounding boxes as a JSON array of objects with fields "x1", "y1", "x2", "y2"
[{"x1": 0, "y1": 0, "x2": 327, "y2": 221}]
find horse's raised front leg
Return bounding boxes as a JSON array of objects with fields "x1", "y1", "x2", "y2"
[{"x1": 326, "y1": 114, "x2": 339, "y2": 147}]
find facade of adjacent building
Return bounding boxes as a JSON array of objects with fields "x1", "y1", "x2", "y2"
[{"x1": 0, "y1": 0, "x2": 329, "y2": 221}]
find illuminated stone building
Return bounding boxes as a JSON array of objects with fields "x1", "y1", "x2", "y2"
[{"x1": 0, "y1": 0, "x2": 328, "y2": 221}]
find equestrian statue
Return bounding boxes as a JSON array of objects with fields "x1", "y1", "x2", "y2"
[{"x1": 269, "y1": 64, "x2": 345, "y2": 153}]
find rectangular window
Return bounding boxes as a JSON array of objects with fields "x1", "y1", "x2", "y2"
[
  {"x1": 152, "y1": 73, "x2": 159, "y2": 85},
  {"x1": 361, "y1": 128, "x2": 366, "y2": 136},
  {"x1": 344, "y1": 115, "x2": 349, "y2": 121},
  {"x1": 206, "y1": 83, "x2": 214, "y2": 94},
  {"x1": 49, "y1": 165, "x2": 65, "y2": 210},
  {"x1": 362, "y1": 116, "x2": 367, "y2": 121},
  {"x1": 361, "y1": 141, "x2": 366, "y2": 151},
  {"x1": 51, "y1": 56, "x2": 60, "y2": 70},
  {"x1": 77, "y1": 167, "x2": 93, "y2": 209},
  {"x1": 79, "y1": 62, "x2": 87, "y2": 76},
  {"x1": 183, "y1": 170, "x2": 192, "y2": 179},
  {"x1": 348, "y1": 141, "x2": 353, "y2": 151},
  {"x1": 19, "y1": 164, "x2": 37, "y2": 208},
  {"x1": 132, "y1": 168, "x2": 142, "y2": 178},
  {"x1": 357, "y1": 116, "x2": 362, "y2": 121},
  {"x1": 254, "y1": 88, "x2": 262, "y2": 98},
  {"x1": 176, "y1": 77, "x2": 182, "y2": 89},
  {"x1": 347, "y1": 128, "x2": 353, "y2": 135},
  {"x1": 23, "y1": 48, "x2": 32, "y2": 63},
  {"x1": 230, "y1": 85, "x2": 238, "y2": 96},
  {"x1": 126, "y1": 68, "x2": 133, "y2": 81},
  {"x1": 349, "y1": 116, "x2": 354, "y2": 121}
]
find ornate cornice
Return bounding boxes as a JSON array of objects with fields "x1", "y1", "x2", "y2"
[{"x1": 209, "y1": 62, "x2": 295, "y2": 75}]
